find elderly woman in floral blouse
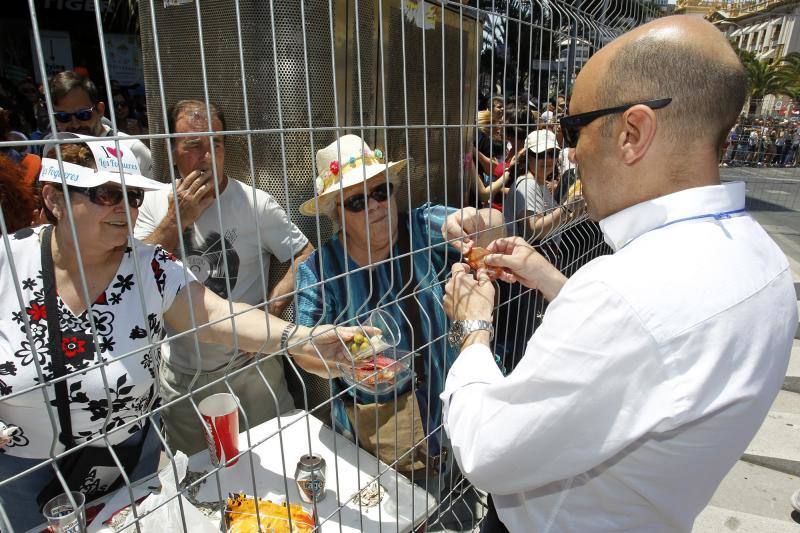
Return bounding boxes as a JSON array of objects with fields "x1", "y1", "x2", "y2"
[{"x1": 0, "y1": 136, "x2": 361, "y2": 530}]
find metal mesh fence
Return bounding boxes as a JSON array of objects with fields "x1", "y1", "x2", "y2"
[{"x1": 0, "y1": 0, "x2": 659, "y2": 531}]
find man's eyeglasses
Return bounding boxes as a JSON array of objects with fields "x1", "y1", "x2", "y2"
[
  {"x1": 70, "y1": 184, "x2": 145, "y2": 208},
  {"x1": 342, "y1": 183, "x2": 394, "y2": 213},
  {"x1": 559, "y1": 98, "x2": 672, "y2": 148},
  {"x1": 53, "y1": 106, "x2": 96, "y2": 123}
]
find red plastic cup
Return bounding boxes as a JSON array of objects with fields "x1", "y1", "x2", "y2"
[{"x1": 198, "y1": 393, "x2": 240, "y2": 467}]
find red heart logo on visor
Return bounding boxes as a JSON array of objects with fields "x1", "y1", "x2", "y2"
[{"x1": 107, "y1": 147, "x2": 123, "y2": 158}]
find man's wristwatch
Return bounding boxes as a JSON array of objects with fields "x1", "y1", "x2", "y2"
[{"x1": 447, "y1": 320, "x2": 494, "y2": 348}]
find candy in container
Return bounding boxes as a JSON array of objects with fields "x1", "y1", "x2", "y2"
[
  {"x1": 338, "y1": 348, "x2": 413, "y2": 395},
  {"x1": 225, "y1": 493, "x2": 314, "y2": 533}
]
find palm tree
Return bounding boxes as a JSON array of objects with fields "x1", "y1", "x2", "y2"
[
  {"x1": 745, "y1": 59, "x2": 787, "y2": 114},
  {"x1": 776, "y1": 52, "x2": 800, "y2": 94}
]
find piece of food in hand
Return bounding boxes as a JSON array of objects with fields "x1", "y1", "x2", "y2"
[
  {"x1": 348, "y1": 333, "x2": 392, "y2": 361},
  {"x1": 226, "y1": 493, "x2": 314, "y2": 533},
  {"x1": 465, "y1": 247, "x2": 503, "y2": 278},
  {"x1": 353, "y1": 355, "x2": 399, "y2": 386},
  {"x1": 567, "y1": 178, "x2": 582, "y2": 199},
  {"x1": 0, "y1": 425, "x2": 17, "y2": 439}
]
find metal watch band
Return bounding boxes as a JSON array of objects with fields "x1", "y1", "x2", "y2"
[
  {"x1": 280, "y1": 323, "x2": 294, "y2": 352},
  {"x1": 447, "y1": 319, "x2": 494, "y2": 348}
]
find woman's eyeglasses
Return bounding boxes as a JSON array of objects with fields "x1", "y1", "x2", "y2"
[
  {"x1": 53, "y1": 106, "x2": 96, "y2": 123},
  {"x1": 559, "y1": 98, "x2": 672, "y2": 149},
  {"x1": 342, "y1": 183, "x2": 394, "y2": 213},
  {"x1": 70, "y1": 185, "x2": 145, "y2": 208}
]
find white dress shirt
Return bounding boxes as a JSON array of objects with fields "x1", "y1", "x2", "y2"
[{"x1": 441, "y1": 182, "x2": 796, "y2": 532}]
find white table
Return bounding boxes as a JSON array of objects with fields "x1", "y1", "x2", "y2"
[{"x1": 83, "y1": 410, "x2": 436, "y2": 532}]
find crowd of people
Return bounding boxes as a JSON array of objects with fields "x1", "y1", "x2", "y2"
[
  {"x1": 0, "y1": 74, "x2": 149, "y2": 155},
  {"x1": 0, "y1": 14, "x2": 797, "y2": 533},
  {"x1": 722, "y1": 114, "x2": 800, "y2": 167}
]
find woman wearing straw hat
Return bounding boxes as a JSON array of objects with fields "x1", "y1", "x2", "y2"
[{"x1": 295, "y1": 135, "x2": 504, "y2": 507}]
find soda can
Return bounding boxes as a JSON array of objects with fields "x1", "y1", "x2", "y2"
[{"x1": 295, "y1": 454, "x2": 327, "y2": 503}]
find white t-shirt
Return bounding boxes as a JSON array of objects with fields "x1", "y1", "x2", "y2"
[
  {"x1": 503, "y1": 173, "x2": 558, "y2": 242},
  {"x1": 134, "y1": 177, "x2": 309, "y2": 372},
  {"x1": 0, "y1": 226, "x2": 192, "y2": 459}
]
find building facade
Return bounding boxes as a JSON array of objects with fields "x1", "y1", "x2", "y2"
[{"x1": 675, "y1": 0, "x2": 800, "y2": 115}]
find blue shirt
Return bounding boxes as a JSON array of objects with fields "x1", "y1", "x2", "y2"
[{"x1": 295, "y1": 204, "x2": 459, "y2": 450}]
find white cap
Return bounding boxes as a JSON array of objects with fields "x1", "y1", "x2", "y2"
[
  {"x1": 40, "y1": 133, "x2": 167, "y2": 191},
  {"x1": 44, "y1": 132, "x2": 141, "y2": 172},
  {"x1": 38, "y1": 159, "x2": 167, "y2": 191},
  {"x1": 524, "y1": 130, "x2": 560, "y2": 154}
]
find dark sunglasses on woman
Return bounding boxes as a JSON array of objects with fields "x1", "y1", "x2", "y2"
[
  {"x1": 70, "y1": 185, "x2": 145, "y2": 208},
  {"x1": 559, "y1": 98, "x2": 672, "y2": 149},
  {"x1": 342, "y1": 183, "x2": 395, "y2": 213},
  {"x1": 53, "y1": 106, "x2": 96, "y2": 123}
]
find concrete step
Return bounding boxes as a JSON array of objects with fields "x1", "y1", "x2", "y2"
[
  {"x1": 693, "y1": 506, "x2": 800, "y2": 533},
  {"x1": 741, "y1": 411, "x2": 800, "y2": 477},
  {"x1": 771, "y1": 390, "x2": 800, "y2": 415},
  {"x1": 789, "y1": 340, "x2": 800, "y2": 378},
  {"x1": 694, "y1": 461, "x2": 800, "y2": 531},
  {"x1": 783, "y1": 340, "x2": 800, "y2": 393}
]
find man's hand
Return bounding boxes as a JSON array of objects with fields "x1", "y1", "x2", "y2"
[
  {"x1": 484, "y1": 237, "x2": 567, "y2": 301},
  {"x1": 444, "y1": 263, "x2": 495, "y2": 322},
  {"x1": 286, "y1": 325, "x2": 378, "y2": 379},
  {"x1": 167, "y1": 169, "x2": 216, "y2": 229},
  {"x1": 443, "y1": 207, "x2": 506, "y2": 254}
]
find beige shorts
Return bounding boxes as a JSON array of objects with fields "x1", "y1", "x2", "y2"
[{"x1": 158, "y1": 354, "x2": 295, "y2": 456}]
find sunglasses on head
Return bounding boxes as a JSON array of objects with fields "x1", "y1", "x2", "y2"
[
  {"x1": 342, "y1": 183, "x2": 394, "y2": 213},
  {"x1": 559, "y1": 98, "x2": 672, "y2": 149},
  {"x1": 53, "y1": 106, "x2": 96, "y2": 123},
  {"x1": 70, "y1": 184, "x2": 145, "y2": 208}
]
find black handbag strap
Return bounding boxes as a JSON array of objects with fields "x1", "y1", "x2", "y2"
[{"x1": 40, "y1": 226, "x2": 76, "y2": 449}]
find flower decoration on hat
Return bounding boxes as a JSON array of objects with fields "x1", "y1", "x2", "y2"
[{"x1": 315, "y1": 148, "x2": 387, "y2": 195}]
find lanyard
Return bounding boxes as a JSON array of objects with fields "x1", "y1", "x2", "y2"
[{"x1": 620, "y1": 208, "x2": 747, "y2": 250}]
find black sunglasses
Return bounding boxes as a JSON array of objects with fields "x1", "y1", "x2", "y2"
[
  {"x1": 559, "y1": 98, "x2": 672, "y2": 148},
  {"x1": 53, "y1": 106, "x2": 96, "y2": 123},
  {"x1": 342, "y1": 183, "x2": 394, "y2": 213},
  {"x1": 70, "y1": 184, "x2": 145, "y2": 208}
]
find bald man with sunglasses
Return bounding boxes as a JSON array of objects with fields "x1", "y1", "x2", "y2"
[{"x1": 440, "y1": 16, "x2": 796, "y2": 532}]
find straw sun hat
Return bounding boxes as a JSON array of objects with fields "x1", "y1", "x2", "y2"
[{"x1": 299, "y1": 135, "x2": 407, "y2": 216}]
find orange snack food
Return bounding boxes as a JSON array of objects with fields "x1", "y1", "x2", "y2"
[
  {"x1": 353, "y1": 354, "x2": 398, "y2": 386},
  {"x1": 226, "y1": 493, "x2": 314, "y2": 533},
  {"x1": 465, "y1": 247, "x2": 503, "y2": 278}
]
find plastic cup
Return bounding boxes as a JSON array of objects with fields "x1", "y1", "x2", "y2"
[
  {"x1": 366, "y1": 310, "x2": 401, "y2": 348},
  {"x1": 198, "y1": 392, "x2": 240, "y2": 467},
  {"x1": 42, "y1": 491, "x2": 86, "y2": 533}
]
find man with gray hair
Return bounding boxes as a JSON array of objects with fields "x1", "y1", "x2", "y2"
[
  {"x1": 441, "y1": 16, "x2": 796, "y2": 532},
  {"x1": 134, "y1": 99, "x2": 314, "y2": 455}
]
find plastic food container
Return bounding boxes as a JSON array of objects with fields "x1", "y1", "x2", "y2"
[{"x1": 338, "y1": 347, "x2": 413, "y2": 395}]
